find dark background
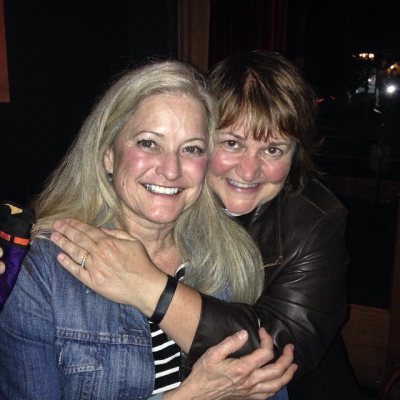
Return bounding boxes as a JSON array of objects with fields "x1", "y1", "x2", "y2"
[
  {"x1": 1, "y1": 0, "x2": 178, "y2": 204},
  {"x1": 1, "y1": 0, "x2": 399, "y2": 309}
]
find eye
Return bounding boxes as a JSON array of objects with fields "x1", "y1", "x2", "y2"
[
  {"x1": 182, "y1": 145, "x2": 205, "y2": 156},
  {"x1": 264, "y1": 147, "x2": 283, "y2": 157},
  {"x1": 137, "y1": 139, "x2": 156, "y2": 149},
  {"x1": 221, "y1": 140, "x2": 240, "y2": 149}
]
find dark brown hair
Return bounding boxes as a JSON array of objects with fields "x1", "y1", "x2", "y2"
[{"x1": 209, "y1": 50, "x2": 317, "y2": 193}]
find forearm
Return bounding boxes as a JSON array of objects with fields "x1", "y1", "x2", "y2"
[
  {"x1": 122, "y1": 259, "x2": 202, "y2": 352},
  {"x1": 158, "y1": 282, "x2": 202, "y2": 352},
  {"x1": 187, "y1": 268, "x2": 347, "y2": 378},
  {"x1": 118, "y1": 265, "x2": 202, "y2": 353},
  {"x1": 184, "y1": 294, "x2": 261, "y2": 374}
]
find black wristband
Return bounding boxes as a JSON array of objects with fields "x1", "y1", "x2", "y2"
[{"x1": 150, "y1": 275, "x2": 178, "y2": 324}]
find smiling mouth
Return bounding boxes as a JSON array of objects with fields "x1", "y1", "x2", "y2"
[
  {"x1": 143, "y1": 184, "x2": 181, "y2": 195},
  {"x1": 226, "y1": 178, "x2": 258, "y2": 189}
]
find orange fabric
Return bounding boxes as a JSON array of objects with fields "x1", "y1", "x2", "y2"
[{"x1": 0, "y1": 229, "x2": 30, "y2": 246}]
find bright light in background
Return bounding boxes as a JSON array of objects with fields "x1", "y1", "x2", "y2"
[
  {"x1": 386, "y1": 84, "x2": 397, "y2": 94},
  {"x1": 387, "y1": 63, "x2": 400, "y2": 73},
  {"x1": 355, "y1": 52, "x2": 375, "y2": 60}
]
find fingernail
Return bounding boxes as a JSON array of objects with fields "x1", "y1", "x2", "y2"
[
  {"x1": 235, "y1": 330, "x2": 248, "y2": 340},
  {"x1": 51, "y1": 232, "x2": 59, "y2": 241}
]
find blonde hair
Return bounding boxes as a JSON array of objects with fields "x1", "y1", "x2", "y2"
[
  {"x1": 175, "y1": 184, "x2": 263, "y2": 302},
  {"x1": 33, "y1": 59, "x2": 263, "y2": 303}
]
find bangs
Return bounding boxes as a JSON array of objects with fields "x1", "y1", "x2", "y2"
[
  {"x1": 218, "y1": 92, "x2": 287, "y2": 142},
  {"x1": 216, "y1": 68, "x2": 296, "y2": 141}
]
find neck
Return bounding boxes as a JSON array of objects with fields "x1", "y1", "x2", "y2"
[{"x1": 124, "y1": 216, "x2": 180, "y2": 276}]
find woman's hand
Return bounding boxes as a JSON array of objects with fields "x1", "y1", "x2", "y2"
[
  {"x1": 0, "y1": 246, "x2": 5, "y2": 274},
  {"x1": 51, "y1": 218, "x2": 202, "y2": 352},
  {"x1": 165, "y1": 328, "x2": 297, "y2": 400},
  {"x1": 51, "y1": 218, "x2": 166, "y2": 315}
]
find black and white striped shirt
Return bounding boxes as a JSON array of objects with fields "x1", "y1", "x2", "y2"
[{"x1": 150, "y1": 265, "x2": 186, "y2": 395}]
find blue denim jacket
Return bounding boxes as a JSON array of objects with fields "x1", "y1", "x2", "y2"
[
  {"x1": 0, "y1": 238, "x2": 156, "y2": 399},
  {"x1": 0, "y1": 238, "x2": 288, "y2": 400}
]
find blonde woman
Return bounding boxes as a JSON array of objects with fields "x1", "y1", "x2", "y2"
[{"x1": 0, "y1": 60, "x2": 294, "y2": 400}]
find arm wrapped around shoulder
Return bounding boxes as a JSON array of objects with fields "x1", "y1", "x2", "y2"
[{"x1": 185, "y1": 195, "x2": 349, "y2": 380}]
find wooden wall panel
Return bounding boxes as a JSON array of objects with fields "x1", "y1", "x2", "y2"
[
  {"x1": 0, "y1": 0, "x2": 9, "y2": 102},
  {"x1": 177, "y1": 0, "x2": 210, "y2": 73},
  {"x1": 385, "y1": 201, "x2": 400, "y2": 379},
  {"x1": 342, "y1": 304, "x2": 390, "y2": 387}
]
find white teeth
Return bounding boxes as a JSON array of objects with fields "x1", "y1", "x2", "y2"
[
  {"x1": 227, "y1": 179, "x2": 258, "y2": 189},
  {"x1": 144, "y1": 184, "x2": 179, "y2": 195}
]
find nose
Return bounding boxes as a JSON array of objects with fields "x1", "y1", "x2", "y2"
[
  {"x1": 235, "y1": 152, "x2": 261, "y2": 182},
  {"x1": 155, "y1": 151, "x2": 182, "y2": 181}
]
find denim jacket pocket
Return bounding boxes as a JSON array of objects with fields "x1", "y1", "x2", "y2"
[
  {"x1": 56, "y1": 331, "x2": 106, "y2": 399},
  {"x1": 55, "y1": 328, "x2": 154, "y2": 400}
]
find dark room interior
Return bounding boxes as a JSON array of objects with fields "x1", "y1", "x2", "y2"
[{"x1": 1, "y1": 1, "x2": 399, "y2": 398}]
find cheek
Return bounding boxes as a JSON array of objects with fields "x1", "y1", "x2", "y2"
[
  {"x1": 114, "y1": 149, "x2": 151, "y2": 180},
  {"x1": 185, "y1": 157, "x2": 209, "y2": 182},
  {"x1": 263, "y1": 159, "x2": 292, "y2": 183},
  {"x1": 210, "y1": 151, "x2": 235, "y2": 176}
]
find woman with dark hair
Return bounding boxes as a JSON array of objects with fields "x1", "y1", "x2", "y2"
[{"x1": 198, "y1": 50, "x2": 362, "y2": 399}]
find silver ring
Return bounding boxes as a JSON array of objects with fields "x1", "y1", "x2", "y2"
[{"x1": 80, "y1": 253, "x2": 89, "y2": 269}]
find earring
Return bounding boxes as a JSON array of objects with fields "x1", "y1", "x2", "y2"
[{"x1": 106, "y1": 172, "x2": 113, "y2": 182}]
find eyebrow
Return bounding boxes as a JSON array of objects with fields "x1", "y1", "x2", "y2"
[
  {"x1": 268, "y1": 140, "x2": 292, "y2": 147},
  {"x1": 219, "y1": 131, "x2": 291, "y2": 146},
  {"x1": 134, "y1": 130, "x2": 163, "y2": 137},
  {"x1": 218, "y1": 131, "x2": 246, "y2": 141},
  {"x1": 135, "y1": 130, "x2": 207, "y2": 142}
]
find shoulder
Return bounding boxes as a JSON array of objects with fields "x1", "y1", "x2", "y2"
[
  {"x1": 276, "y1": 178, "x2": 348, "y2": 248},
  {"x1": 23, "y1": 237, "x2": 63, "y2": 278},
  {"x1": 30, "y1": 235, "x2": 59, "y2": 251},
  {"x1": 27, "y1": 236, "x2": 60, "y2": 260},
  {"x1": 284, "y1": 178, "x2": 347, "y2": 220}
]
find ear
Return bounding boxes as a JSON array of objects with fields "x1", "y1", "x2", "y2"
[{"x1": 103, "y1": 147, "x2": 114, "y2": 174}]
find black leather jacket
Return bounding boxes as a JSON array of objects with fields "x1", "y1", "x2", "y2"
[{"x1": 186, "y1": 178, "x2": 350, "y2": 383}]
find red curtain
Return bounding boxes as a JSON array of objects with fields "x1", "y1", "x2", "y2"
[{"x1": 209, "y1": 0, "x2": 288, "y2": 68}]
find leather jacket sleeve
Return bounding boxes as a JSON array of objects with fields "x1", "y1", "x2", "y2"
[{"x1": 186, "y1": 197, "x2": 349, "y2": 380}]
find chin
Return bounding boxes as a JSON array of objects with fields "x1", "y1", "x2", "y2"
[
  {"x1": 144, "y1": 211, "x2": 181, "y2": 225},
  {"x1": 226, "y1": 204, "x2": 255, "y2": 215}
]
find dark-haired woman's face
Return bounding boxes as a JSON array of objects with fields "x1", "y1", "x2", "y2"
[{"x1": 208, "y1": 125, "x2": 295, "y2": 215}]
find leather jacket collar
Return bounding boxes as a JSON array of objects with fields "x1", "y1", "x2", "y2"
[{"x1": 235, "y1": 192, "x2": 284, "y2": 268}]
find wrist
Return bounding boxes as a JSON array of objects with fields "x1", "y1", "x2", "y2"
[
  {"x1": 150, "y1": 275, "x2": 179, "y2": 324},
  {"x1": 163, "y1": 384, "x2": 192, "y2": 400},
  {"x1": 129, "y1": 269, "x2": 168, "y2": 316}
]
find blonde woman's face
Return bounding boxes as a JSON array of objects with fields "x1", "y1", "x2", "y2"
[
  {"x1": 208, "y1": 124, "x2": 295, "y2": 215},
  {"x1": 104, "y1": 93, "x2": 209, "y2": 227}
]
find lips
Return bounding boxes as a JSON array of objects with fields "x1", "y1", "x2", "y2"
[
  {"x1": 226, "y1": 178, "x2": 258, "y2": 189},
  {"x1": 143, "y1": 183, "x2": 181, "y2": 195}
]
